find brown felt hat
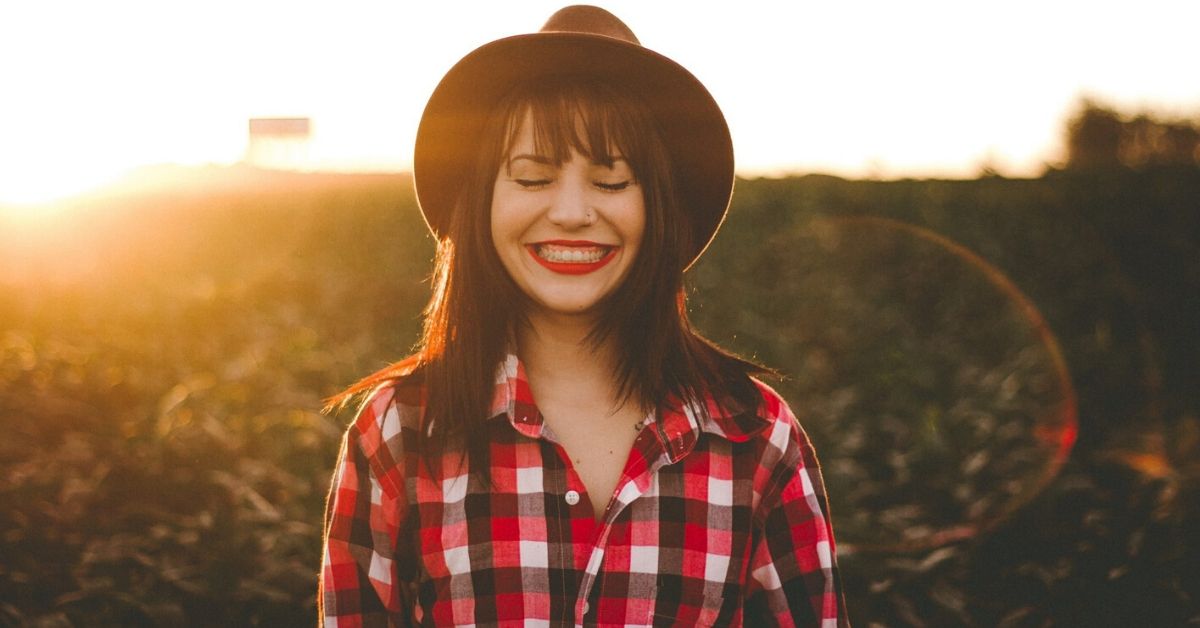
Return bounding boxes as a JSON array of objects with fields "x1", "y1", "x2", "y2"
[{"x1": 413, "y1": 4, "x2": 734, "y2": 269}]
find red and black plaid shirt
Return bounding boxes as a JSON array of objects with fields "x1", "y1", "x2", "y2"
[{"x1": 320, "y1": 354, "x2": 847, "y2": 626}]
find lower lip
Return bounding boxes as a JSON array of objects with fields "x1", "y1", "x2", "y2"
[{"x1": 526, "y1": 246, "x2": 618, "y2": 275}]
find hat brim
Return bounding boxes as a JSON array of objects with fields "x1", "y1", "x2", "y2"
[{"x1": 414, "y1": 31, "x2": 733, "y2": 269}]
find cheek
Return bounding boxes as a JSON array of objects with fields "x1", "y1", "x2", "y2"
[
  {"x1": 626, "y1": 199, "x2": 648, "y2": 248},
  {"x1": 489, "y1": 192, "x2": 516, "y2": 247},
  {"x1": 489, "y1": 193, "x2": 531, "y2": 274}
]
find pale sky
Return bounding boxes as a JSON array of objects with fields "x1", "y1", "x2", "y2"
[{"x1": 1, "y1": 0, "x2": 1198, "y2": 204}]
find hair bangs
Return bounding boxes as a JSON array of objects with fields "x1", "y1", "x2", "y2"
[{"x1": 500, "y1": 79, "x2": 641, "y2": 176}]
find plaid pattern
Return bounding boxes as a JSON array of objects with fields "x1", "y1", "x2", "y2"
[{"x1": 321, "y1": 354, "x2": 847, "y2": 627}]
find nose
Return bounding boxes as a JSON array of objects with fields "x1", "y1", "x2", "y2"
[{"x1": 545, "y1": 171, "x2": 594, "y2": 229}]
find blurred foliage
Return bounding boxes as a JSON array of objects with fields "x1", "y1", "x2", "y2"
[
  {"x1": 0, "y1": 170, "x2": 434, "y2": 626},
  {"x1": 1064, "y1": 98, "x2": 1200, "y2": 170},
  {"x1": 689, "y1": 168, "x2": 1200, "y2": 625},
  {"x1": 1, "y1": 164, "x2": 1198, "y2": 626},
  {"x1": 692, "y1": 214, "x2": 1074, "y2": 552}
]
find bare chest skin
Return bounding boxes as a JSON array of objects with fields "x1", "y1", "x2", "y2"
[{"x1": 532, "y1": 386, "x2": 646, "y2": 521}]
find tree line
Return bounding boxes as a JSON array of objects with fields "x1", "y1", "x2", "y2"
[{"x1": 1065, "y1": 99, "x2": 1200, "y2": 170}]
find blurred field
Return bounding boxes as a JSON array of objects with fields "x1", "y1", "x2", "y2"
[{"x1": 1, "y1": 165, "x2": 1197, "y2": 626}]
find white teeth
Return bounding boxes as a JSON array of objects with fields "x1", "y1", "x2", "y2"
[{"x1": 536, "y1": 244, "x2": 609, "y2": 263}]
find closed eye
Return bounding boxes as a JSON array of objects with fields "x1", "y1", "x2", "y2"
[
  {"x1": 514, "y1": 178, "x2": 552, "y2": 188},
  {"x1": 595, "y1": 180, "x2": 632, "y2": 191}
]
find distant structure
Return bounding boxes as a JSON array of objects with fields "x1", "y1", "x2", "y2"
[{"x1": 245, "y1": 117, "x2": 312, "y2": 170}]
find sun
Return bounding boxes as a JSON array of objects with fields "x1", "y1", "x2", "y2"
[
  {"x1": 0, "y1": 95, "x2": 139, "y2": 209},
  {"x1": 0, "y1": 166, "x2": 126, "y2": 207}
]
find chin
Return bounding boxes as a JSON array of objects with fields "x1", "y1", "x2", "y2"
[{"x1": 530, "y1": 296, "x2": 604, "y2": 318}]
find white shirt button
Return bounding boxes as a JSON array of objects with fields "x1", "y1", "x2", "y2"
[
  {"x1": 564, "y1": 490, "x2": 581, "y2": 505},
  {"x1": 581, "y1": 602, "x2": 590, "y2": 615}
]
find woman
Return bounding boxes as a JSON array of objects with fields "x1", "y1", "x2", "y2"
[{"x1": 320, "y1": 6, "x2": 846, "y2": 626}]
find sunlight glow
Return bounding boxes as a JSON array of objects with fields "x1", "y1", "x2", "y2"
[
  {"x1": 0, "y1": 167, "x2": 125, "y2": 208},
  {"x1": 0, "y1": 142, "x2": 136, "y2": 207},
  {"x1": 1, "y1": 0, "x2": 1198, "y2": 207}
]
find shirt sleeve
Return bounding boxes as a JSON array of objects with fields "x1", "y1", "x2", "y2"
[
  {"x1": 319, "y1": 387, "x2": 415, "y2": 628},
  {"x1": 744, "y1": 405, "x2": 849, "y2": 627}
]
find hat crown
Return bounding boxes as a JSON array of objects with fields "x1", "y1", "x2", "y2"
[{"x1": 540, "y1": 5, "x2": 640, "y2": 45}]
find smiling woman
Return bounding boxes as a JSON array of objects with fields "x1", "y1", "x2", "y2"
[{"x1": 318, "y1": 5, "x2": 846, "y2": 626}]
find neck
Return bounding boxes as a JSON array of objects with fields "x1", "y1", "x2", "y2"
[
  {"x1": 517, "y1": 309, "x2": 617, "y2": 373},
  {"x1": 516, "y1": 309, "x2": 627, "y2": 411}
]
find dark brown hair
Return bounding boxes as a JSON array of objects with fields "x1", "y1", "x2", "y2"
[{"x1": 329, "y1": 76, "x2": 766, "y2": 473}]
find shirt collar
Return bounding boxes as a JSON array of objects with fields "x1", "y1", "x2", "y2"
[
  {"x1": 487, "y1": 352, "x2": 773, "y2": 450},
  {"x1": 655, "y1": 387, "x2": 772, "y2": 462},
  {"x1": 488, "y1": 353, "x2": 545, "y2": 439}
]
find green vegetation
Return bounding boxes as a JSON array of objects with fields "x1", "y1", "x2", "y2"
[{"x1": 1, "y1": 164, "x2": 1197, "y2": 626}]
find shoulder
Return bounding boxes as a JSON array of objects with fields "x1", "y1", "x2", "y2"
[
  {"x1": 744, "y1": 378, "x2": 837, "y2": 519},
  {"x1": 738, "y1": 377, "x2": 809, "y2": 451},
  {"x1": 345, "y1": 363, "x2": 426, "y2": 473},
  {"x1": 749, "y1": 378, "x2": 790, "y2": 422},
  {"x1": 745, "y1": 378, "x2": 820, "y2": 477},
  {"x1": 700, "y1": 377, "x2": 814, "y2": 468}
]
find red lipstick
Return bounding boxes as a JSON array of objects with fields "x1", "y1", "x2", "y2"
[{"x1": 527, "y1": 240, "x2": 617, "y2": 275}]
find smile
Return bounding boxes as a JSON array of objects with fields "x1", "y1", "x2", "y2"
[{"x1": 527, "y1": 241, "x2": 618, "y2": 275}]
